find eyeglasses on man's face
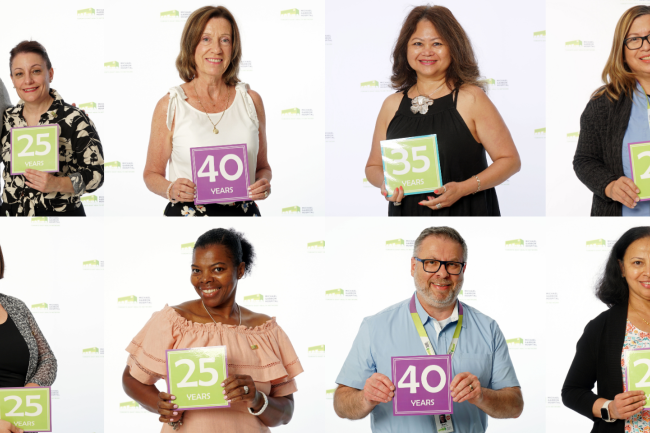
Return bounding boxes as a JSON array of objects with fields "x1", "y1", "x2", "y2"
[
  {"x1": 624, "y1": 34, "x2": 650, "y2": 50},
  {"x1": 414, "y1": 258, "x2": 465, "y2": 275}
]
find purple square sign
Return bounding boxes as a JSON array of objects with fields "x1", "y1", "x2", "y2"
[
  {"x1": 190, "y1": 144, "x2": 250, "y2": 204},
  {"x1": 391, "y1": 354, "x2": 453, "y2": 416}
]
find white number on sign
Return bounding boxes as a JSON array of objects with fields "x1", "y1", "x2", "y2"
[
  {"x1": 638, "y1": 151, "x2": 650, "y2": 180},
  {"x1": 197, "y1": 155, "x2": 244, "y2": 182},
  {"x1": 16, "y1": 133, "x2": 51, "y2": 158},
  {"x1": 398, "y1": 365, "x2": 421, "y2": 394},
  {"x1": 390, "y1": 147, "x2": 431, "y2": 175},
  {"x1": 175, "y1": 358, "x2": 219, "y2": 388},
  {"x1": 4, "y1": 396, "x2": 23, "y2": 417},
  {"x1": 25, "y1": 395, "x2": 42, "y2": 416},
  {"x1": 634, "y1": 358, "x2": 650, "y2": 388},
  {"x1": 398, "y1": 365, "x2": 446, "y2": 394}
]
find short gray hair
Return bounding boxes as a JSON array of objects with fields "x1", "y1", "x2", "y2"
[{"x1": 413, "y1": 227, "x2": 468, "y2": 262}]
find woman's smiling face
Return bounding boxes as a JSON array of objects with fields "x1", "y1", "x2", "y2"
[
  {"x1": 625, "y1": 14, "x2": 650, "y2": 79},
  {"x1": 620, "y1": 237, "x2": 650, "y2": 303},
  {"x1": 191, "y1": 244, "x2": 244, "y2": 307},
  {"x1": 194, "y1": 17, "x2": 233, "y2": 79},
  {"x1": 406, "y1": 20, "x2": 451, "y2": 81},
  {"x1": 10, "y1": 52, "x2": 53, "y2": 104}
]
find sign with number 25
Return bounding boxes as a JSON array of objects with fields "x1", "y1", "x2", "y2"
[
  {"x1": 0, "y1": 387, "x2": 52, "y2": 432},
  {"x1": 381, "y1": 135, "x2": 442, "y2": 197},
  {"x1": 166, "y1": 346, "x2": 229, "y2": 410},
  {"x1": 625, "y1": 348, "x2": 650, "y2": 409},
  {"x1": 10, "y1": 125, "x2": 59, "y2": 175},
  {"x1": 190, "y1": 144, "x2": 250, "y2": 204},
  {"x1": 628, "y1": 141, "x2": 650, "y2": 201}
]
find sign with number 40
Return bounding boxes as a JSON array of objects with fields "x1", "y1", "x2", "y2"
[
  {"x1": 10, "y1": 125, "x2": 59, "y2": 175},
  {"x1": 391, "y1": 355, "x2": 453, "y2": 416},
  {"x1": 0, "y1": 387, "x2": 52, "y2": 432},
  {"x1": 190, "y1": 144, "x2": 250, "y2": 205},
  {"x1": 166, "y1": 346, "x2": 229, "y2": 410}
]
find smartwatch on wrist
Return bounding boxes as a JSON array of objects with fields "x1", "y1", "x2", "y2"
[{"x1": 601, "y1": 400, "x2": 616, "y2": 422}]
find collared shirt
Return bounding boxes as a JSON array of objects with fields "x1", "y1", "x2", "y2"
[
  {"x1": 336, "y1": 293, "x2": 520, "y2": 433},
  {"x1": 1, "y1": 89, "x2": 104, "y2": 216}
]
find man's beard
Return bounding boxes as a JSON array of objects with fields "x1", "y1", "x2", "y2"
[{"x1": 414, "y1": 277, "x2": 463, "y2": 308}]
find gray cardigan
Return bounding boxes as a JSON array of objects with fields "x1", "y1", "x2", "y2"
[
  {"x1": 573, "y1": 90, "x2": 632, "y2": 216},
  {"x1": 0, "y1": 78, "x2": 10, "y2": 116},
  {"x1": 0, "y1": 293, "x2": 57, "y2": 386}
]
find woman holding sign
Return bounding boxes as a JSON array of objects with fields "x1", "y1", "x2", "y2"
[
  {"x1": 1, "y1": 41, "x2": 104, "y2": 216},
  {"x1": 143, "y1": 6, "x2": 271, "y2": 217},
  {"x1": 365, "y1": 5, "x2": 520, "y2": 216},
  {"x1": 122, "y1": 228, "x2": 303, "y2": 432},
  {"x1": 0, "y1": 245, "x2": 57, "y2": 433},
  {"x1": 563, "y1": 227, "x2": 650, "y2": 430},
  {"x1": 574, "y1": 6, "x2": 650, "y2": 216}
]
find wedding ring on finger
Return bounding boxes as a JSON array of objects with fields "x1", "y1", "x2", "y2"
[
  {"x1": 264, "y1": 190, "x2": 268, "y2": 198},
  {"x1": 394, "y1": 201, "x2": 402, "y2": 206},
  {"x1": 469, "y1": 384, "x2": 474, "y2": 392},
  {"x1": 243, "y1": 386, "x2": 250, "y2": 395},
  {"x1": 436, "y1": 203, "x2": 442, "y2": 210},
  {"x1": 443, "y1": 185, "x2": 447, "y2": 193}
]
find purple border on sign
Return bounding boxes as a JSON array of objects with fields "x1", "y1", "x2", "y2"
[
  {"x1": 628, "y1": 141, "x2": 650, "y2": 201},
  {"x1": 0, "y1": 386, "x2": 52, "y2": 432},
  {"x1": 165, "y1": 345, "x2": 230, "y2": 411},
  {"x1": 10, "y1": 124, "x2": 60, "y2": 176},
  {"x1": 190, "y1": 144, "x2": 250, "y2": 204},
  {"x1": 391, "y1": 355, "x2": 453, "y2": 416}
]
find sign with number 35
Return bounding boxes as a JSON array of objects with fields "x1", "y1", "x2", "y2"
[
  {"x1": 0, "y1": 387, "x2": 52, "y2": 432},
  {"x1": 10, "y1": 125, "x2": 59, "y2": 175},
  {"x1": 166, "y1": 346, "x2": 229, "y2": 410},
  {"x1": 381, "y1": 135, "x2": 443, "y2": 197}
]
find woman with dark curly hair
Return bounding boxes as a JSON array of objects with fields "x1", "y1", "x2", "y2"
[
  {"x1": 122, "y1": 228, "x2": 303, "y2": 432},
  {"x1": 563, "y1": 226, "x2": 650, "y2": 432},
  {"x1": 0, "y1": 244, "x2": 57, "y2": 433},
  {"x1": 364, "y1": 5, "x2": 520, "y2": 216}
]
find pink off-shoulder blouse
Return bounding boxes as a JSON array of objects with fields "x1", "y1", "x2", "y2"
[{"x1": 126, "y1": 305, "x2": 304, "y2": 433}]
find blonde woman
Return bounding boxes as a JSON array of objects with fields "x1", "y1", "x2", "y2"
[
  {"x1": 143, "y1": 6, "x2": 271, "y2": 216},
  {"x1": 574, "y1": 6, "x2": 650, "y2": 216}
]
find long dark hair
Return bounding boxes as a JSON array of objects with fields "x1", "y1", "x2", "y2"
[
  {"x1": 194, "y1": 228, "x2": 255, "y2": 276},
  {"x1": 390, "y1": 5, "x2": 485, "y2": 92},
  {"x1": 596, "y1": 227, "x2": 650, "y2": 307}
]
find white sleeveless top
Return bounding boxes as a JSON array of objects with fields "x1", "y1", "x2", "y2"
[{"x1": 166, "y1": 82, "x2": 259, "y2": 188}]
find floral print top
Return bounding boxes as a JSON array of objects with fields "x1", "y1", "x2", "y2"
[
  {"x1": 621, "y1": 320, "x2": 650, "y2": 432},
  {"x1": 1, "y1": 89, "x2": 104, "y2": 215}
]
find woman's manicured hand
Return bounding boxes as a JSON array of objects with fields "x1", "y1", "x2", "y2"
[
  {"x1": 609, "y1": 391, "x2": 646, "y2": 420},
  {"x1": 24, "y1": 170, "x2": 61, "y2": 193},
  {"x1": 606, "y1": 176, "x2": 640, "y2": 209},
  {"x1": 381, "y1": 183, "x2": 404, "y2": 204},
  {"x1": 222, "y1": 374, "x2": 263, "y2": 410},
  {"x1": 156, "y1": 392, "x2": 184, "y2": 424},
  {"x1": 418, "y1": 182, "x2": 468, "y2": 210},
  {"x1": 249, "y1": 178, "x2": 271, "y2": 201},
  {"x1": 170, "y1": 178, "x2": 196, "y2": 202}
]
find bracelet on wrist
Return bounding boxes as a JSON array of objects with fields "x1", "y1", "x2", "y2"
[
  {"x1": 472, "y1": 175, "x2": 481, "y2": 194},
  {"x1": 248, "y1": 391, "x2": 269, "y2": 416},
  {"x1": 166, "y1": 180, "x2": 178, "y2": 203}
]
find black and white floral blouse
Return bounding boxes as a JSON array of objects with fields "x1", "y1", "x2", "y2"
[
  {"x1": 1, "y1": 89, "x2": 104, "y2": 215},
  {"x1": 0, "y1": 293, "x2": 57, "y2": 386}
]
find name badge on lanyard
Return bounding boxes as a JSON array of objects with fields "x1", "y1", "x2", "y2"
[{"x1": 408, "y1": 293, "x2": 463, "y2": 432}]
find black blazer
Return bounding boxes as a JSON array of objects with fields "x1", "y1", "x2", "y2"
[
  {"x1": 573, "y1": 91, "x2": 632, "y2": 216},
  {"x1": 562, "y1": 304, "x2": 627, "y2": 432}
]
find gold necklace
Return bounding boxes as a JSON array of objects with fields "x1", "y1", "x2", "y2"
[
  {"x1": 202, "y1": 300, "x2": 241, "y2": 326},
  {"x1": 192, "y1": 80, "x2": 230, "y2": 134}
]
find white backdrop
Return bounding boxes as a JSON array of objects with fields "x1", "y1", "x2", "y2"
[
  {"x1": 0, "y1": 218, "x2": 104, "y2": 433},
  {"x1": 104, "y1": 217, "x2": 546, "y2": 433},
  {"x1": 0, "y1": 1, "x2": 107, "y2": 216},
  {"x1": 0, "y1": 0, "x2": 325, "y2": 217},
  {"x1": 546, "y1": 0, "x2": 650, "y2": 215},
  {"x1": 545, "y1": 219, "x2": 649, "y2": 429},
  {"x1": 325, "y1": 0, "x2": 546, "y2": 216}
]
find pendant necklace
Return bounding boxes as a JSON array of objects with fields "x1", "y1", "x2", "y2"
[
  {"x1": 202, "y1": 300, "x2": 242, "y2": 326},
  {"x1": 411, "y1": 82, "x2": 445, "y2": 115},
  {"x1": 192, "y1": 80, "x2": 230, "y2": 134}
]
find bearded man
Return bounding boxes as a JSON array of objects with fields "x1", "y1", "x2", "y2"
[{"x1": 333, "y1": 227, "x2": 524, "y2": 433}]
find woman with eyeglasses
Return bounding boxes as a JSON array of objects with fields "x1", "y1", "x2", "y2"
[
  {"x1": 562, "y1": 227, "x2": 650, "y2": 431},
  {"x1": 574, "y1": 6, "x2": 650, "y2": 216}
]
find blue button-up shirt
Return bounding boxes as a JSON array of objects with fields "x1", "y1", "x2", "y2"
[{"x1": 336, "y1": 293, "x2": 520, "y2": 433}]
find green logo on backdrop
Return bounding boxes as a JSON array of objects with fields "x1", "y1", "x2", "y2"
[
  {"x1": 161, "y1": 10, "x2": 179, "y2": 17},
  {"x1": 0, "y1": 388, "x2": 51, "y2": 431},
  {"x1": 104, "y1": 61, "x2": 119, "y2": 68},
  {"x1": 533, "y1": 30, "x2": 546, "y2": 41},
  {"x1": 308, "y1": 345, "x2": 325, "y2": 357},
  {"x1": 307, "y1": 240, "x2": 325, "y2": 252},
  {"x1": 566, "y1": 40, "x2": 582, "y2": 46},
  {"x1": 83, "y1": 347, "x2": 99, "y2": 353},
  {"x1": 81, "y1": 195, "x2": 98, "y2": 203},
  {"x1": 326, "y1": 388, "x2": 336, "y2": 399},
  {"x1": 281, "y1": 8, "x2": 299, "y2": 16},
  {"x1": 505, "y1": 239, "x2": 524, "y2": 247},
  {"x1": 282, "y1": 206, "x2": 301, "y2": 214},
  {"x1": 534, "y1": 127, "x2": 546, "y2": 138},
  {"x1": 105, "y1": 161, "x2": 135, "y2": 172},
  {"x1": 361, "y1": 80, "x2": 379, "y2": 88},
  {"x1": 181, "y1": 242, "x2": 195, "y2": 254},
  {"x1": 77, "y1": 7, "x2": 103, "y2": 19},
  {"x1": 507, "y1": 337, "x2": 537, "y2": 349},
  {"x1": 587, "y1": 239, "x2": 606, "y2": 247},
  {"x1": 118, "y1": 295, "x2": 137, "y2": 303},
  {"x1": 244, "y1": 294, "x2": 263, "y2": 301},
  {"x1": 567, "y1": 131, "x2": 580, "y2": 142},
  {"x1": 83, "y1": 259, "x2": 102, "y2": 270},
  {"x1": 167, "y1": 347, "x2": 228, "y2": 409},
  {"x1": 32, "y1": 303, "x2": 48, "y2": 310},
  {"x1": 281, "y1": 107, "x2": 314, "y2": 119}
]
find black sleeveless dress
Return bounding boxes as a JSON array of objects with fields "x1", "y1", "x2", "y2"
[{"x1": 385, "y1": 89, "x2": 500, "y2": 216}]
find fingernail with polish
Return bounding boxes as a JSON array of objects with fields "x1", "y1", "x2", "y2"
[
  {"x1": 171, "y1": 396, "x2": 176, "y2": 400},
  {"x1": 223, "y1": 390, "x2": 226, "y2": 394},
  {"x1": 220, "y1": 383, "x2": 224, "y2": 387},
  {"x1": 173, "y1": 412, "x2": 178, "y2": 416},
  {"x1": 173, "y1": 405, "x2": 178, "y2": 409}
]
